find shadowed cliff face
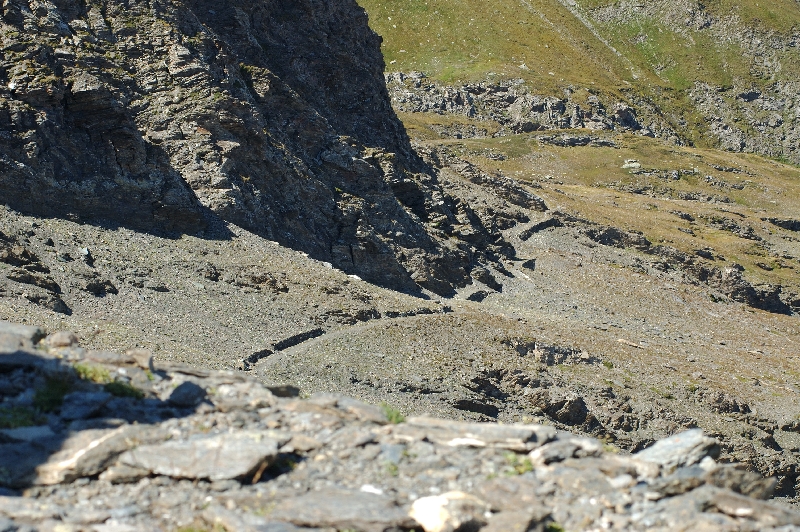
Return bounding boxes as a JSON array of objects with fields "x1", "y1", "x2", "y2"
[{"x1": 0, "y1": 0, "x2": 520, "y2": 295}]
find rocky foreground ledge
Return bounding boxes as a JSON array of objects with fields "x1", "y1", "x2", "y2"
[{"x1": 0, "y1": 322, "x2": 798, "y2": 531}]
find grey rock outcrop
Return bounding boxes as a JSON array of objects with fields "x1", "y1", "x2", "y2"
[
  {"x1": 0, "y1": 0, "x2": 518, "y2": 296},
  {"x1": 386, "y1": 72, "x2": 679, "y2": 142}
]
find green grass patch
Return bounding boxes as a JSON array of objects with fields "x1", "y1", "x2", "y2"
[
  {"x1": 33, "y1": 375, "x2": 74, "y2": 413},
  {"x1": 358, "y1": 0, "x2": 634, "y2": 90},
  {"x1": 104, "y1": 381, "x2": 145, "y2": 400},
  {"x1": 504, "y1": 452, "x2": 535, "y2": 475},
  {"x1": 380, "y1": 402, "x2": 405, "y2": 424},
  {"x1": 384, "y1": 461, "x2": 399, "y2": 477},
  {"x1": 0, "y1": 406, "x2": 45, "y2": 429},
  {"x1": 74, "y1": 363, "x2": 112, "y2": 384}
]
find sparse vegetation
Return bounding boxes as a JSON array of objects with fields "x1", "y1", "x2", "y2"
[
  {"x1": 384, "y1": 461, "x2": 399, "y2": 477},
  {"x1": 74, "y1": 363, "x2": 112, "y2": 384},
  {"x1": 33, "y1": 375, "x2": 74, "y2": 412},
  {"x1": 0, "y1": 405, "x2": 45, "y2": 429},
  {"x1": 104, "y1": 381, "x2": 145, "y2": 399},
  {"x1": 380, "y1": 402, "x2": 405, "y2": 424},
  {"x1": 505, "y1": 452, "x2": 534, "y2": 475}
]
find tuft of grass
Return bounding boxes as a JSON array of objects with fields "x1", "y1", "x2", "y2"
[
  {"x1": 33, "y1": 375, "x2": 74, "y2": 413},
  {"x1": 74, "y1": 363, "x2": 112, "y2": 384},
  {"x1": 384, "y1": 461, "x2": 399, "y2": 477},
  {"x1": 380, "y1": 402, "x2": 405, "y2": 424},
  {"x1": 602, "y1": 360, "x2": 614, "y2": 369},
  {"x1": 0, "y1": 406, "x2": 45, "y2": 429},
  {"x1": 504, "y1": 452, "x2": 534, "y2": 475},
  {"x1": 603, "y1": 443, "x2": 620, "y2": 454},
  {"x1": 175, "y1": 525, "x2": 227, "y2": 532},
  {"x1": 104, "y1": 381, "x2": 145, "y2": 399}
]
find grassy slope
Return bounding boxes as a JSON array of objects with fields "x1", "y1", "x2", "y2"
[
  {"x1": 360, "y1": 0, "x2": 800, "y2": 292},
  {"x1": 361, "y1": 0, "x2": 800, "y2": 143},
  {"x1": 360, "y1": 0, "x2": 800, "y2": 88},
  {"x1": 358, "y1": 0, "x2": 635, "y2": 93},
  {"x1": 407, "y1": 120, "x2": 800, "y2": 293}
]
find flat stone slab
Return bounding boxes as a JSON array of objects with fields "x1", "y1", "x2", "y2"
[
  {"x1": 268, "y1": 489, "x2": 418, "y2": 532},
  {"x1": 119, "y1": 431, "x2": 288, "y2": 480},
  {"x1": 35, "y1": 425, "x2": 149, "y2": 485},
  {"x1": 393, "y1": 417, "x2": 557, "y2": 451},
  {"x1": 635, "y1": 429, "x2": 720, "y2": 472}
]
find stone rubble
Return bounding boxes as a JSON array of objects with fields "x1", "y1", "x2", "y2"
[{"x1": 1, "y1": 320, "x2": 799, "y2": 531}]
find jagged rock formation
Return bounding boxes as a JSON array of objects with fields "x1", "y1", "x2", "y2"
[
  {"x1": 2, "y1": 320, "x2": 800, "y2": 531},
  {"x1": 0, "y1": 0, "x2": 526, "y2": 296},
  {"x1": 386, "y1": 72, "x2": 680, "y2": 142}
]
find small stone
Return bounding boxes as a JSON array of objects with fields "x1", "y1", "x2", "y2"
[
  {"x1": 44, "y1": 331, "x2": 79, "y2": 348},
  {"x1": 265, "y1": 384, "x2": 300, "y2": 398},
  {"x1": 409, "y1": 491, "x2": 490, "y2": 532},
  {"x1": 80, "y1": 247, "x2": 93, "y2": 266},
  {"x1": 475, "y1": 477, "x2": 542, "y2": 512},
  {"x1": 529, "y1": 435, "x2": 603, "y2": 466},
  {"x1": 608, "y1": 474, "x2": 636, "y2": 489},
  {"x1": 92, "y1": 524, "x2": 139, "y2": 532},
  {"x1": 466, "y1": 290, "x2": 489, "y2": 302},
  {"x1": 706, "y1": 465, "x2": 777, "y2": 500},
  {"x1": 709, "y1": 487, "x2": 800, "y2": 526},
  {"x1": 336, "y1": 396, "x2": 387, "y2": 423},
  {"x1": 482, "y1": 509, "x2": 551, "y2": 532},
  {"x1": 698, "y1": 456, "x2": 717, "y2": 472},
  {"x1": 85, "y1": 350, "x2": 136, "y2": 366},
  {"x1": 126, "y1": 348, "x2": 154, "y2": 371},
  {"x1": 203, "y1": 504, "x2": 303, "y2": 532},
  {"x1": 168, "y1": 381, "x2": 207, "y2": 407},
  {"x1": 651, "y1": 466, "x2": 707, "y2": 496},
  {"x1": 34, "y1": 425, "x2": 148, "y2": 485},
  {"x1": 282, "y1": 434, "x2": 322, "y2": 453},
  {"x1": 98, "y1": 464, "x2": 150, "y2": 484}
]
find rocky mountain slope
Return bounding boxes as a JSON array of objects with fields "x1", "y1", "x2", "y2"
[
  {"x1": 1, "y1": 0, "x2": 800, "y2": 528},
  {"x1": 3, "y1": 320, "x2": 800, "y2": 531},
  {"x1": 0, "y1": 0, "x2": 526, "y2": 296}
]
